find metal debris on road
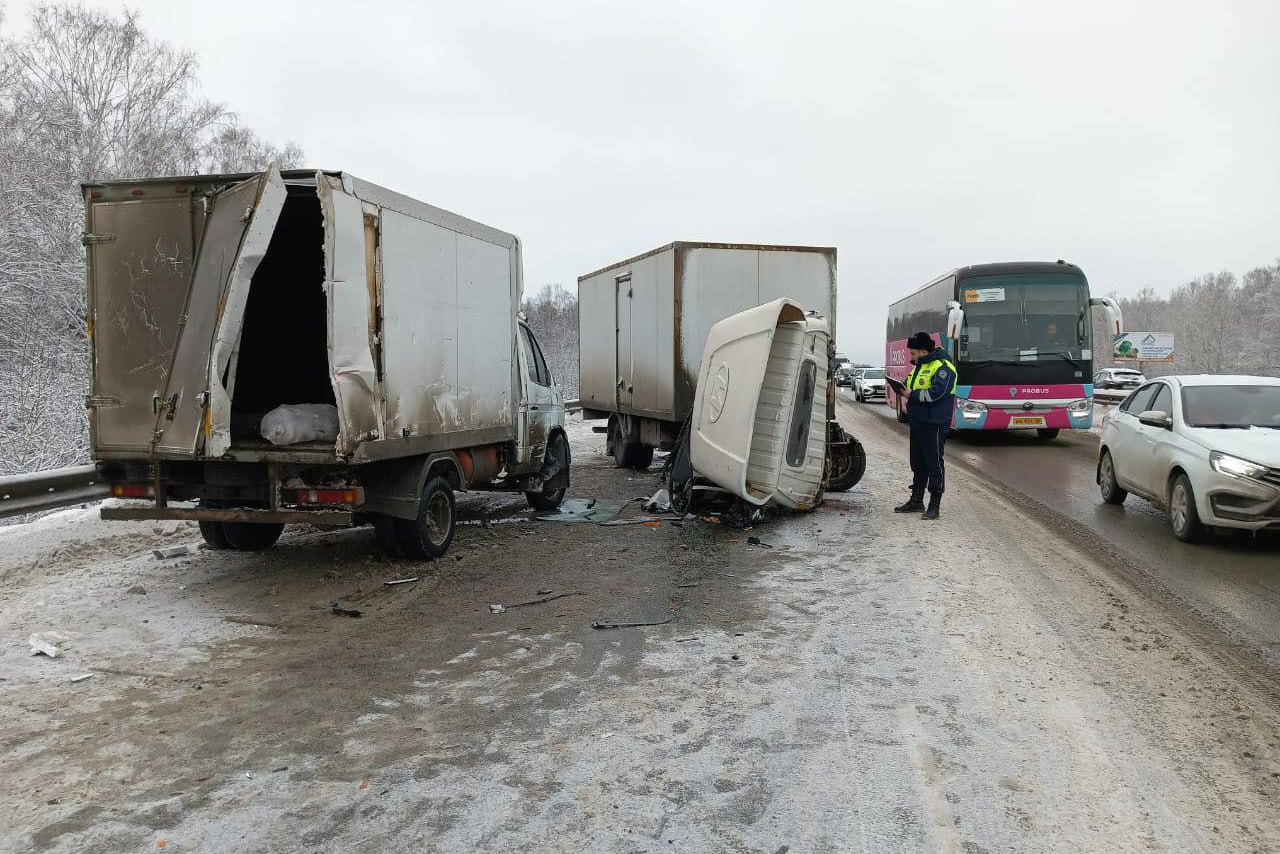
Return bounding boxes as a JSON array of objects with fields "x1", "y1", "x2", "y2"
[
  {"x1": 591, "y1": 613, "x2": 677, "y2": 630},
  {"x1": 383, "y1": 577, "x2": 420, "y2": 586},
  {"x1": 642, "y1": 488, "x2": 671, "y2": 513},
  {"x1": 29, "y1": 631, "x2": 71, "y2": 658},
  {"x1": 746, "y1": 536, "x2": 773, "y2": 549},
  {"x1": 491, "y1": 592, "x2": 583, "y2": 614},
  {"x1": 328, "y1": 602, "x2": 363, "y2": 618},
  {"x1": 536, "y1": 498, "x2": 624, "y2": 524}
]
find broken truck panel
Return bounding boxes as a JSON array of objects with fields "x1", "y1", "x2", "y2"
[
  {"x1": 153, "y1": 167, "x2": 286, "y2": 458},
  {"x1": 690, "y1": 299, "x2": 831, "y2": 511},
  {"x1": 317, "y1": 173, "x2": 380, "y2": 457}
]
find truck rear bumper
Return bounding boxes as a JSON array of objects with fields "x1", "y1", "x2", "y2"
[{"x1": 101, "y1": 506, "x2": 354, "y2": 526}]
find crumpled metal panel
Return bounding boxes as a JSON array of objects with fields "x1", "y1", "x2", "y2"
[{"x1": 317, "y1": 175, "x2": 380, "y2": 458}]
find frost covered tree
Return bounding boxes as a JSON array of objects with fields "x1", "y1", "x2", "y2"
[{"x1": 0, "y1": 3, "x2": 302, "y2": 474}]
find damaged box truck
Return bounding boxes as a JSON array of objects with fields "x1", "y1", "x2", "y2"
[{"x1": 84, "y1": 166, "x2": 568, "y2": 558}]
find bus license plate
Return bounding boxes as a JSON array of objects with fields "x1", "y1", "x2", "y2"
[{"x1": 1011, "y1": 416, "x2": 1046, "y2": 428}]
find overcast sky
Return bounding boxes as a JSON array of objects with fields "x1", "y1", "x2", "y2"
[{"x1": 7, "y1": 0, "x2": 1279, "y2": 362}]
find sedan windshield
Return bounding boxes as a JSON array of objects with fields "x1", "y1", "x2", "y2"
[
  {"x1": 1181, "y1": 385, "x2": 1280, "y2": 428},
  {"x1": 863, "y1": 369, "x2": 884, "y2": 379}
]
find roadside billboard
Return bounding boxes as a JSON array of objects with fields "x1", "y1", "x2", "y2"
[{"x1": 1113, "y1": 332, "x2": 1174, "y2": 362}]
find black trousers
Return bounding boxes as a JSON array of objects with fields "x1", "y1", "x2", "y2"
[{"x1": 909, "y1": 424, "x2": 947, "y2": 495}]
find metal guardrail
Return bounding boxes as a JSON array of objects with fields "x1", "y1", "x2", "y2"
[
  {"x1": 0, "y1": 464, "x2": 111, "y2": 520},
  {"x1": 1093, "y1": 390, "x2": 1130, "y2": 407}
]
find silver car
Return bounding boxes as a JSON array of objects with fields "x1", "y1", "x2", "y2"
[
  {"x1": 854, "y1": 367, "x2": 886, "y2": 403},
  {"x1": 1097, "y1": 375, "x2": 1280, "y2": 542}
]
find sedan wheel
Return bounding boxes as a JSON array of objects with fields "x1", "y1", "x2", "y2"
[
  {"x1": 1169, "y1": 473, "x2": 1205, "y2": 543},
  {"x1": 1099, "y1": 451, "x2": 1127, "y2": 505}
]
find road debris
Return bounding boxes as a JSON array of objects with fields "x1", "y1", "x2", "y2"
[
  {"x1": 328, "y1": 602, "x2": 363, "y2": 618},
  {"x1": 746, "y1": 536, "x2": 773, "y2": 549},
  {"x1": 642, "y1": 488, "x2": 671, "y2": 513},
  {"x1": 598, "y1": 516, "x2": 664, "y2": 527},
  {"x1": 536, "y1": 498, "x2": 624, "y2": 523},
  {"x1": 491, "y1": 592, "x2": 583, "y2": 615},
  {"x1": 126, "y1": 585, "x2": 147, "y2": 595},
  {"x1": 591, "y1": 613, "x2": 677, "y2": 630},
  {"x1": 152, "y1": 544, "x2": 197, "y2": 559},
  {"x1": 69, "y1": 673, "x2": 94, "y2": 683},
  {"x1": 383, "y1": 577, "x2": 420, "y2": 586},
  {"x1": 29, "y1": 631, "x2": 71, "y2": 658}
]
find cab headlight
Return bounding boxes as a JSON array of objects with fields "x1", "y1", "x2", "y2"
[
  {"x1": 1067, "y1": 399, "x2": 1092, "y2": 413},
  {"x1": 1210, "y1": 451, "x2": 1267, "y2": 481}
]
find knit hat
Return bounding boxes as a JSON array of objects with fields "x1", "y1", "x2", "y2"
[{"x1": 907, "y1": 332, "x2": 935, "y2": 351}]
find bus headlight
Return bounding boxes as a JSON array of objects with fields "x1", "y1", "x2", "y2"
[
  {"x1": 1067, "y1": 399, "x2": 1092, "y2": 414},
  {"x1": 958, "y1": 400, "x2": 986, "y2": 420}
]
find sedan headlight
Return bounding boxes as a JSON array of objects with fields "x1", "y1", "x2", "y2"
[
  {"x1": 1067, "y1": 398, "x2": 1092, "y2": 413},
  {"x1": 1210, "y1": 451, "x2": 1268, "y2": 481}
]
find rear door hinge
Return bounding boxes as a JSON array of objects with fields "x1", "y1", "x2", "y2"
[{"x1": 85, "y1": 394, "x2": 123, "y2": 409}]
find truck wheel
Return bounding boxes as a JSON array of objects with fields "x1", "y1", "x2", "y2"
[
  {"x1": 526, "y1": 433, "x2": 569, "y2": 511},
  {"x1": 373, "y1": 515, "x2": 405, "y2": 558},
  {"x1": 198, "y1": 521, "x2": 230, "y2": 550},
  {"x1": 396, "y1": 475, "x2": 456, "y2": 559},
  {"x1": 627, "y1": 444, "x2": 655, "y2": 470},
  {"x1": 222, "y1": 522, "x2": 284, "y2": 551},
  {"x1": 826, "y1": 438, "x2": 867, "y2": 492}
]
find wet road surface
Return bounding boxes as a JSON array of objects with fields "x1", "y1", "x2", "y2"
[{"x1": 840, "y1": 391, "x2": 1280, "y2": 675}]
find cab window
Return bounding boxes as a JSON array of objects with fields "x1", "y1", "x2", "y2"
[
  {"x1": 1121, "y1": 383, "x2": 1159, "y2": 414},
  {"x1": 519, "y1": 325, "x2": 551, "y2": 387},
  {"x1": 1149, "y1": 384, "x2": 1173, "y2": 415}
]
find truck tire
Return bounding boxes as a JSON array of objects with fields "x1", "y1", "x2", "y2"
[
  {"x1": 609, "y1": 420, "x2": 653, "y2": 469},
  {"x1": 526, "y1": 432, "x2": 569, "y2": 511},
  {"x1": 396, "y1": 475, "x2": 456, "y2": 559},
  {"x1": 222, "y1": 522, "x2": 284, "y2": 551},
  {"x1": 198, "y1": 521, "x2": 231, "y2": 550},
  {"x1": 627, "y1": 444, "x2": 655, "y2": 470},
  {"x1": 826, "y1": 438, "x2": 867, "y2": 492},
  {"x1": 373, "y1": 515, "x2": 405, "y2": 558}
]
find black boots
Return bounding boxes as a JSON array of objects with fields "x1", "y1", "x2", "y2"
[
  {"x1": 894, "y1": 490, "x2": 925, "y2": 513},
  {"x1": 922, "y1": 493, "x2": 941, "y2": 520}
]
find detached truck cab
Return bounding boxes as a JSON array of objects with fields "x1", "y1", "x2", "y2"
[{"x1": 84, "y1": 167, "x2": 567, "y2": 558}]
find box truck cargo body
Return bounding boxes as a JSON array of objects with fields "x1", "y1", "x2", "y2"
[
  {"x1": 84, "y1": 167, "x2": 568, "y2": 558},
  {"x1": 577, "y1": 242, "x2": 837, "y2": 466}
]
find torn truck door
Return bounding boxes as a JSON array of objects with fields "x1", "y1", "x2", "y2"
[
  {"x1": 689, "y1": 299, "x2": 831, "y2": 510},
  {"x1": 152, "y1": 167, "x2": 286, "y2": 458},
  {"x1": 317, "y1": 174, "x2": 380, "y2": 457}
]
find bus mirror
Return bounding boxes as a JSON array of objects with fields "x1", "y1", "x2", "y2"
[
  {"x1": 946, "y1": 302, "x2": 965, "y2": 340},
  {"x1": 1089, "y1": 296, "x2": 1123, "y2": 336}
]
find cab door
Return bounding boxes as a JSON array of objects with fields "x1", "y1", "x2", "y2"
[{"x1": 516, "y1": 323, "x2": 561, "y2": 469}]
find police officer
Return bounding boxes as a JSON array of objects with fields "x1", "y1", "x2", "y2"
[{"x1": 894, "y1": 332, "x2": 958, "y2": 520}]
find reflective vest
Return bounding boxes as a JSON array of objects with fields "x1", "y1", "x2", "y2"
[{"x1": 907, "y1": 356, "x2": 958, "y2": 396}]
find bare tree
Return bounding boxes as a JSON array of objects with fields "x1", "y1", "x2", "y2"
[
  {"x1": 521, "y1": 284, "x2": 579, "y2": 398},
  {"x1": 0, "y1": 3, "x2": 302, "y2": 475}
]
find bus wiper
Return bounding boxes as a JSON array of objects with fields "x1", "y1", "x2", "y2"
[
  {"x1": 964, "y1": 359, "x2": 1037, "y2": 368},
  {"x1": 1040, "y1": 351, "x2": 1082, "y2": 371}
]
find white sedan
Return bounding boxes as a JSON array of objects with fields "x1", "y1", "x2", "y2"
[{"x1": 1097, "y1": 374, "x2": 1280, "y2": 542}]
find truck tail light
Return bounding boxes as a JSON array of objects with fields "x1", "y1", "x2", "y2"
[
  {"x1": 295, "y1": 487, "x2": 364, "y2": 506},
  {"x1": 111, "y1": 484, "x2": 153, "y2": 499}
]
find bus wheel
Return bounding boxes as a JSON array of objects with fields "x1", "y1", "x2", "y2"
[{"x1": 1036, "y1": 428, "x2": 1060, "y2": 440}]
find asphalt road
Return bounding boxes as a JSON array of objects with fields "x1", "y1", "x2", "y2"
[{"x1": 840, "y1": 390, "x2": 1280, "y2": 675}]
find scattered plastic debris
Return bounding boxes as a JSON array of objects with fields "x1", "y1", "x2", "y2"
[
  {"x1": 642, "y1": 520, "x2": 662, "y2": 529},
  {"x1": 383, "y1": 577, "x2": 420, "y2": 587},
  {"x1": 329, "y1": 602, "x2": 362, "y2": 618},
  {"x1": 746, "y1": 536, "x2": 773, "y2": 549},
  {"x1": 29, "y1": 631, "x2": 70, "y2": 658},
  {"x1": 642, "y1": 488, "x2": 671, "y2": 513},
  {"x1": 489, "y1": 604, "x2": 506, "y2": 615},
  {"x1": 536, "y1": 498, "x2": 625, "y2": 524}
]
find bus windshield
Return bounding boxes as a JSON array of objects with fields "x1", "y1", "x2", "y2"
[{"x1": 957, "y1": 274, "x2": 1091, "y2": 362}]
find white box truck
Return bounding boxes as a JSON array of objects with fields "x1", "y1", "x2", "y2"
[
  {"x1": 84, "y1": 166, "x2": 568, "y2": 558},
  {"x1": 579, "y1": 241, "x2": 864, "y2": 491}
]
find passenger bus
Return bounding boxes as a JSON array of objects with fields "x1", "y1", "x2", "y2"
[{"x1": 885, "y1": 261, "x2": 1123, "y2": 438}]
